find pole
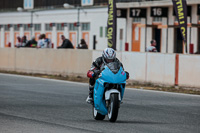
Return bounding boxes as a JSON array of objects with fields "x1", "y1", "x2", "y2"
[
  {"x1": 166, "y1": 16, "x2": 169, "y2": 53},
  {"x1": 145, "y1": 17, "x2": 147, "y2": 52},
  {"x1": 31, "y1": 11, "x2": 33, "y2": 38},
  {"x1": 77, "y1": 7, "x2": 80, "y2": 48},
  {"x1": 189, "y1": 15, "x2": 192, "y2": 54}
]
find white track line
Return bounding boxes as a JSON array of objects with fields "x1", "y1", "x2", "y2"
[
  {"x1": 126, "y1": 88, "x2": 200, "y2": 97},
  {"x1": 0, "y1": 73, "x2": 88, "y2": 86}
]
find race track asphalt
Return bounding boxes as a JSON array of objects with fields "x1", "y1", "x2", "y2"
[{"x1": 0, "y1": 73, "x2": 199, "y2": 133}]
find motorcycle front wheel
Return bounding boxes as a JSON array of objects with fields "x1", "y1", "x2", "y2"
[
  {"x1": 93, "y1": 107, "x2": 105, "y2": 120},
  {"x1": 107, "y1": 93, "x2": 119, "y2": 122}
]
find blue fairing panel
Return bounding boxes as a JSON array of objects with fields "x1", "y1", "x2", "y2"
[{"x1": 93, "y1": 66, "x2": 126, "y2": 115}]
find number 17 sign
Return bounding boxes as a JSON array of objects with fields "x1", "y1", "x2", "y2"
[{"x1": 130, "y1": 8, "x2": 147, "y2": 18}]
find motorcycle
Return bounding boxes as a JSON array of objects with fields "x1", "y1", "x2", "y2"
[{"x1": 92, "y1": 62, "x2": 127, "y2": 122}]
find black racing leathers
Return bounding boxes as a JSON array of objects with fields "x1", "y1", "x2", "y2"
[{"x1": 89, "y1": 57, "x2": 123, "y2": 86}]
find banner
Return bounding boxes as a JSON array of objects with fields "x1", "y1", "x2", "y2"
[
  {"x1": 107, "y1": 0, "x2": 117, "y2": 50},
  {"x1": 172, "y1": 0, "x2": 188, "y2": 53}
]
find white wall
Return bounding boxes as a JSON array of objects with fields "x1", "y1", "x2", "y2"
[
  {"x1": 121, "y1": 52, "x2": 146, "y2": 82},
  {"x1": 191, "y1": 5, "x2": 198, "y2": 53},
  {"x1": 0, "y1": 7, "x2": 114, "y2": 50},
  {"x1": 168, "y1": 6, "x2": 174, "y2": 54},
  {"x1": 179, "y1": 54, "x2": 200, "y2": 88},
  {"x1": 146, "y1": 53, "x2": 175, "y2": 85}
]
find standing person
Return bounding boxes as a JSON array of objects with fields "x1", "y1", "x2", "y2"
[
  {"x1": 21, "y1": 36, "x2": 28, "y2": 47},
  {"x1": 57, "y1": 35, "x2": 74, "y2": 49},
  {"x1": 37, "y1": 34, "x2": 45, "y2": 48},
  {"x1": 15, "y1": 36, "x2": 22, "y2": 47},
  {"x1": 146, "y1": 40, "x2": 157, "y2": 52},
  {"x1": 25, "y1": 36, "x2": 37, "y2": 47},
  {"x1": 44, "y1": 34, "x2": 52, "y2": 48},
  {"x1": 37, "y1": 35, "x2": 43, "y2": 48},
  {"x1": 37, "y1": 34, "x2": 51, "y2": 48},
  {"x1": 77, "y1": 39, "x2": 88, "y2": 49}
]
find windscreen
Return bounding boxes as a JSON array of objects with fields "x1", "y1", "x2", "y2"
[{"x1": 106, "y1": 62, "x2": 121, "y2": 74}]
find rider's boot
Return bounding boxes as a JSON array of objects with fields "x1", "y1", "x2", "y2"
[{"x1": 86, "y1": 85, "x2": 94, "y2": 104}]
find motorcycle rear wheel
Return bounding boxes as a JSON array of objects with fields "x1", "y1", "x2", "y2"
[
  {"x1": 108, "y1": 93, "x2": 119, "y2": 122},
  {"x1": 93, "y1": 107, "x2": 105, "y2": 120}
]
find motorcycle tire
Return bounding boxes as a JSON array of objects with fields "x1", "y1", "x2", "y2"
[{"x1": 108, "y1": 93, "x2": 119, "y2": 122}]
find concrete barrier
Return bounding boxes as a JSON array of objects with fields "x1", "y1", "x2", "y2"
[
  {"x1": 1, "y1": 48, "x2": 92, "y2": 77},
  {"x1": 146, "y1": 53, "x2": 176, "y2": 85},
  {"x1": 179, "y1": 54, "x2": 200, "y2": 88},
  {"x1": 121, "y1": 52, "x2": 146, "y2": 82},
  {"x1": 0, "y1": 48, "x2": 199, "y2": 88},
  {"x1": 0, "y1": 48, "x2": 15, "y2": 71}
]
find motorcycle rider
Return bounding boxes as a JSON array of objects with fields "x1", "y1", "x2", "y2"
[{"x1": 86, "y1": 48, "x2": 129, "y2": 104}]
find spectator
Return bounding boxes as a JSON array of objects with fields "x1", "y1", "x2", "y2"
[
  {"x1": 57, "y1": 35, "x2": 74, "y2": 49},
  {"x1": 25, "y1": 36, "x2": 37, "y2": 48},
  {"x1": 15, "y1": 36, "x2": 22, "y2": 47},
  {"x1": 77, "y1": 39, "x2": 88, "y2": 49},
  {"x1": 146, "y1": 40, "x2": 157, "y2": 52},
  {"x1": 44, "y1": 34, "x2": 52, "y2": 48},
  {"x1": 21, "y1": 36, "x2": 28, "y2": 47},
  {"x1": 37, "y1": 34, "x2": 51, "y2": 48},
  {"x1": 37, "y1": 35, "x2": 43, "y2": 48}
]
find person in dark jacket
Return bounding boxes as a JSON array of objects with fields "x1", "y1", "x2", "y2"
[
  {"x1": 77, "y1": 39, "x2": 88, "y2": 49},
  {"x1": 57, "y1": 35, "x2": 74, "y2": 49},
  {"x1": 25, "y1": 36, "x2": 37, "y2": 47}
]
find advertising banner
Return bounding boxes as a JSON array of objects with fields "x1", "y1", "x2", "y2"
[
  {"x1": 107, "y1": 0, "x2": 117, "y2": 50},
  {"x1": 172, "y1": 0, "x2": 188, "y2": 53}
]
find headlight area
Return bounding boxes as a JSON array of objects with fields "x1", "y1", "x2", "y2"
[{"x1": 103, "y1": 83, "x2": 125, "y2": 92}]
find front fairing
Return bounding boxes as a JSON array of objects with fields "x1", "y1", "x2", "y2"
[
  {"x1": 93, "y1": 64, "x2": 126, "y2": 115},
  {"x1": 99, "y1": 66, "x2": 127, "y2": 84}
]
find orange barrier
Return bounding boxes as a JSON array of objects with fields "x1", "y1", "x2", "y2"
[{"x1": 175, "y1": 54, "x2": 179, "y2": 86}]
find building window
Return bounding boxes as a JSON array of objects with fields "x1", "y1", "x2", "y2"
[
  {"x1": 34, "y1": 24, "x2": 41, "y2": 31},
  {"x1": 24, "y1": 24, "x2": 31, "y2": 31},
  {"x1": 69, "y1": 23, "x2": 77, "y2": 31},
  {"x1": 45, "y1": 24, "x2": 52, "y2": 31},
  {"x1": 14, "y1": 25, "x2": 19, "y2": 31},
  {"x1": 81, "y1": 23, "x2": 90, "y2": 31},
  {"x1": 100, "y1": 27, "x2": 103, "y2": 37},
  {"x1": 4, "y1": 25, "x2": 9, "y2": 31},
  {"x1": 133, "y1": 18, "x2": 141, "y2": 23},
  {"x1": 56, "y1": 23, "x2": 64, "y2": 31},
  {"x1": 153, "y1": 17, "x2": 162, "y2": 22}
]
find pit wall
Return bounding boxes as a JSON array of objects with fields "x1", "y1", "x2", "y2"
[{"x1": 0, "y1": 48, "x2": 199, "y2": 88}]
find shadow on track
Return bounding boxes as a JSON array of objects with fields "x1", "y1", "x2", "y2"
[
  {"x1": 86, "y1": 119, "x2": 166, "y2": 125},
  {"x1": 116, "y1": 120, "x2": 166, "y2": 124}
]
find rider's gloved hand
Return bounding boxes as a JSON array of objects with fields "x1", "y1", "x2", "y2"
[
  {"x1": 87, "y1": 70, "x2": 94, "y2": 78},
  {"x1": 125, "y1": 71, "x2": 129, "y2": 80}
]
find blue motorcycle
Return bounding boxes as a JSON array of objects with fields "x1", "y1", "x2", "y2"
[{"x1": 93, "y1": 62, "x2": 127, "y2": 122}]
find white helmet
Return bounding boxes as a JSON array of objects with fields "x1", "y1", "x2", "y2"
[{"x1": 102, "y1": 48, "x2": 116, "y2": 63}]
